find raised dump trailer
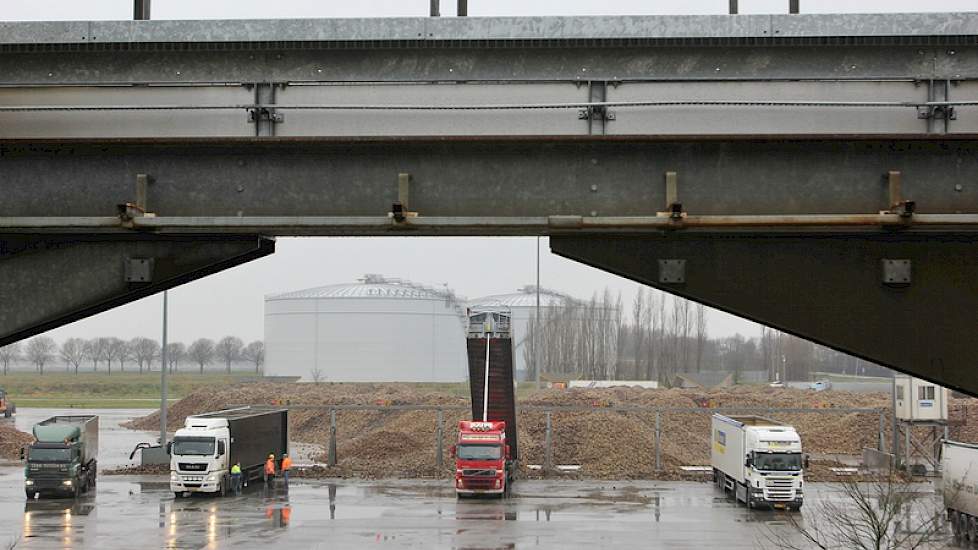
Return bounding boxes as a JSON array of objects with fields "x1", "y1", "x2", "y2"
[
  {"x1": 942, "y1": 440, "x2": 978, "y2": 543},
  {"x1": 169, "y1": 406, "x2": 288, "y2": 497},
  {"x1": 24, "y1": 415, "x2": 98, "y2": 498},
  {"x1": 456, "y1": 307, "x2": 517, "y2": 497},
  {"x1": 712, "y1": 414, "x2": 806, "y2": 510}
]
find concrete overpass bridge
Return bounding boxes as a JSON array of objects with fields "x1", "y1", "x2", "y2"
[{"x1": 1, "y1": 12, "x2": 977, "y2": 393}]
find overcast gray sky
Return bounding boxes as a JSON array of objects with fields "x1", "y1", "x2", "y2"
[{"x1": 8, "y1": 1, "x2": 974, "y2": 345}]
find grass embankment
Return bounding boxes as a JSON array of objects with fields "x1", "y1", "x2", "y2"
[{"x1": 0, "y1": 371, "x2": 256, "y2": 409}]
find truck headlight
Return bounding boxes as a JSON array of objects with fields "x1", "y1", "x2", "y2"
[
  {"x1": 170, "y1": 472, "x2": 179, "y2": 482},
  {"x1": 24, "y1": 480, "x2": 33, "y2": 486},
  {"x1": 205, "y1": 474, "x2": 217, "y2": 482},
  {"x1": 62, "y1": 480, "x2": 73, "y2": 486}
]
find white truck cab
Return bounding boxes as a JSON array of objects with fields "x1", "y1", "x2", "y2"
[
  {"x1": 169, "y1": 417, "x2": 231, "y2": 496},
  {"x1": 712, "y1": 414, "x2": 806, "y2": 510}
]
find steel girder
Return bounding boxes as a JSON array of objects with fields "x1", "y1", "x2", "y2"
[
  {"x1": 0, "y1": 235, "x2": 274, "y2": 346},
  {"x1": 551, "y1": 234, "x2": 978, "y2": 396}
]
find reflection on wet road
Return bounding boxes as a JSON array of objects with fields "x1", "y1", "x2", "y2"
[{"x1": 0, "y1": 472, "x2": 865, "y2": 549}]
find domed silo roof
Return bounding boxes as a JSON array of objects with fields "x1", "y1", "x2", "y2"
[
  {"x1": 264, "y1": 274, "x2": 467, "y2": 382},
  {"x1": 468, "y1": 285, "x2": 573, "y2": 309}
]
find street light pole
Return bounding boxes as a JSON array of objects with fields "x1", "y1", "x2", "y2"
[
  {"x1": 535, "y1": 236, "x2": 541, "y2": 390},
  {"x1": 160, "y1": 290, "x2": 169, "y2": 446}
]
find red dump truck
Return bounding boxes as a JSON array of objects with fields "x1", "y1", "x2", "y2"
[{"x1": 454, "y1": 307, "x2": 518, "y2": 498}]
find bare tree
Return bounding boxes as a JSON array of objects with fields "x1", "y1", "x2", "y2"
[
  {"x1": 694, "y1": 303, "x2": 708, "y2": 373},
  {"x1": 188, "y1": 338, "x2": 215, "y2": 374},
  {"x1": 60, "y1": 338, "x2": 86, "y2": 374},
  {"x1": 25, "y1": 336, "x2": 56, "y2": 375},
  {"x1": 165, "y1": 342, "x2": 186, "y2": 373},
  {"x1": 241, "y1": 341, "x2": 265, "y2": 374},
  {"x1": 764, "y1": 470, "x2": 949, "y2": 550},
  {"x1": 0, "y1": 342, "x2": 21, "y2": 376},
  {"x1": 130, "y1": 337, "x2": 159, "y2": 374},
  {"x1": 310, "y1": 366, "x2": 324, "y2": 384},
  {"x1": 104, "y1": 337, "x2": 128, "y2": 375},
  {"x1": 84, "y1": 338, "x2": 108, "y2": 372},
  {"x1": 216, "y1": 336, "x2": 244, "y2": 374}
]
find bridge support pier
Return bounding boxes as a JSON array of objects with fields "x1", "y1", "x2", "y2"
[
  {"x1": 0, "y1": 235, "x2": 274, "y2": 345},
  {"x1": 551, "y1": 234, "x2": 978, "y2": 395}
]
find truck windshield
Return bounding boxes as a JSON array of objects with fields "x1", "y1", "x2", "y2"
[
  {"x1": 172, "y1": 437, "x2": 215, "y2": 456},
  {"x1": 457, "y1": 444, "x2": 501, "y2": 460},
  {"x1": 753, "y1": 452, "x2": 802, "y2": 471},
  {"x1": 28, "y1": 447, "x2": 72, "y2": 462}
]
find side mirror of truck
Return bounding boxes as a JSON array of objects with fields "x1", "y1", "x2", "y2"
[
  {"x1": 19, "y1": 447, "x2": 25, "y2": 461},
  {"x1": 505, "y1": 445, "x2": 511, "y2": 460},
  {"x1": 804, "y1": 454, "x2": 810, "y2": 469},
  {"x1": 744, "y1": 456, "x2": 752, "y2": 468},
  {"x1": 449, "y1": 445, "x2": 456, "y2": 458},
  {"x1": 166, "y1": 442, "x2": 172, "y2": 455},
  {"x1": 217, "y1": 441, "x2": 226, "y2": 457}
]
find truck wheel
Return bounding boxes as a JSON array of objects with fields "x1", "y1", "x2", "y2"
[{"x1": 3, "y1": 409, "x2": 10, "y2": 418}]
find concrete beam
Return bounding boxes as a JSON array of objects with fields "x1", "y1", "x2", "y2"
[
  {"x1": 551, "y1": 234, "x2": 978, "y2": 396},
  {"x1": 0, "y1": 235, "x2": 273, "y2": 345}
]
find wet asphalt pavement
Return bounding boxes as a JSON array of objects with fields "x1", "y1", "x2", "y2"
[
  {"x1": 0, "y1": 409, "x2": 944, "y2": 549},
  {"x1": 0, "y1": 472, "x2": 839, "y2": 549}
]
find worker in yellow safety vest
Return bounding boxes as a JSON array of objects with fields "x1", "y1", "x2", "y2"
[{"x1": 230, "y1": 462, "x2": 242, "y2": 495}]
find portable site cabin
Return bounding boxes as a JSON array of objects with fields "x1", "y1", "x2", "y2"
[{"x1": 894, "y1": 375, "x2": 948, "y2": 422}]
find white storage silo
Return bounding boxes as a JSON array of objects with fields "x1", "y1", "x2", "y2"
[{"x1": 264, "y1": 274, "x2": 467, "y2": 382}]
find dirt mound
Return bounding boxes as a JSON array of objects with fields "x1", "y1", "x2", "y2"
[
  {"x1": 0, "y1": 423, "x2": 33, "y2": 460},
  {"x1": 127, "y1": 382, "x2": 978, "y2": 480}
]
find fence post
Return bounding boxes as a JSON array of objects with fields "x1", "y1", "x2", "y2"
[
  {"x1": 878, "y1": 411, "x2": 886, "y2": 452},
  {"x1": 544, "y1": 410, "x2": 553, "y2": 474},
  {"x1": 654, "y1": 410, "x2": 662, "y2": 471},
  {"x1": 436, "y1": 409, "x2": 444, "y2": 468},
  {"x1": 328, "y1": 408, "x2": 337, "y2": 467}
]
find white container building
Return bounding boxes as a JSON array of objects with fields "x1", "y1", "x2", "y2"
[
  {"x1": 264, "y1": 274, "x2": 468, "y2": 382},
  {"x1": 894, "y1": 374, "x2": 949, "y2": 422}
]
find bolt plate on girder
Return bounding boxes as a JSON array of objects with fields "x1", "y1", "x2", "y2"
[
  {"x1": 881, "y1": 259, "x2": 911, "y2": 286},
  {"x1": 125, "y1": 258, "x2": 154, "y2": 283},
  {"x1": 658, "y1": 259, "x2": 686, "y2": 284}
]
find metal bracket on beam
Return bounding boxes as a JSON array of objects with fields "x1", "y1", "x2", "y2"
[
  {"x1": 917, "y1": 105, "x2": 956, "y2": 121},
  {"x1": 125, "y1": 258, "x2": 154, "y2": 283},
  {"x1": 247, "y1": 83, "x2": 285, "y2": 136},
  {"x1": 881, "y1": 259, "x2": 911, "y2": 287},
  {"x1": 657, "y1": 171, "x2": 685, "y2": 221},
  {"x1": 390, "y1": 173, "x2": 418, "y2": 224},
  {"x1": 118, "y1": 173, "x2": 157, "y2": 224},
  {"x1": 579, "y1": 81, "x2": 615, "y2": 135},
  {"x1": 658, "y1": 259, "x2": 686, "y2": 284},
  {"x1": 884, "y1": 171, "x2": 915, "y2": 219}
]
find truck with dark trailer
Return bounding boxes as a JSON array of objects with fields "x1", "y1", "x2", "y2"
[{"x1": 169, "y1": 406, "x2": 288, "y2": 497}]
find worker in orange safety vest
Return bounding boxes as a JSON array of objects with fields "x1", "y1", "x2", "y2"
[
  {"x1": 264, "y1": 454, "x2": 276, "y2": 484},
  {"x1": 281, "y1": 453, "x2": 293, "y2": 484}
]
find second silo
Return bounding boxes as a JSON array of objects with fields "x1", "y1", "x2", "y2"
[
  {"x1": 264, "y1": 274, "x2": 467, "y2": 382},
  {"x1": 468, "y1": 286, "x2": 572, "y2": 381}
]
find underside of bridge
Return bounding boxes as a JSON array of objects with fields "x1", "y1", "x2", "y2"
[{"x1": 1, "y1": 13, "x2": 977, "y2": 392}]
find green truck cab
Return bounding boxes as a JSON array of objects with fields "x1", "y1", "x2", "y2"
[{"x1": 24, "y1": 415, "x2": 99, "y2": 499}]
